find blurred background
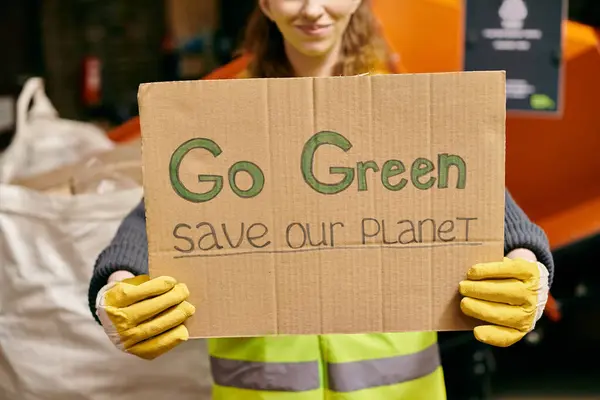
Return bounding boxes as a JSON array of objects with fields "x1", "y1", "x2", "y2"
[{"x1": 0, "y1": 1, "x2": 599, "y2": 399}]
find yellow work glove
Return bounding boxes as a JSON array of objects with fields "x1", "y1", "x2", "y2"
[
  {"x1": 459, "y1": 257, "x2": 549, "y2": 347},
  {"x1": 95, "y1": 275, "x2": 195, "y2": 360}
]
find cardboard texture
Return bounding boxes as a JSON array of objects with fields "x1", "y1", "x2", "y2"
[{"x1": 138, "y1": 71, "x2": 506, "y2": 338}]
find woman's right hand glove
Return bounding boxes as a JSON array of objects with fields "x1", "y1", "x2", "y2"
[{"x1": 95, "y1": 274, "x2": 195, "y2": 360}]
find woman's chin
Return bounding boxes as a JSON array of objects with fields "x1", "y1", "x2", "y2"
[{"x1": 294, "y1": 42, "x2": 337, "y2": 58}]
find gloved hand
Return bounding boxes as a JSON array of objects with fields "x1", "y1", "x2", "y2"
[
  {"x1": 95, "y1": 274, "x2": 195, "y2": 360},
  {"x1": 459, "y1": 257, "x2": 549, "y2": 347}
]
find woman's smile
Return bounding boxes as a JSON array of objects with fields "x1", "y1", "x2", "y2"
[
  {"x1": 259, "y1": 0, "x2": 363, "y2": 57},
  {"x1": 294, "y1": 23, "x2": 333, "y2": 38}
]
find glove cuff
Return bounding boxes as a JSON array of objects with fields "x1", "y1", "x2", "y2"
[
  {"x1": 531, "y1": 261, "x2": 549, "y2": 330},
  {"x1": 95, "y1": 281, "x2": 126, "y2": 350}
]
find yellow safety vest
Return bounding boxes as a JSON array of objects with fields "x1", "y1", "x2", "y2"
[{"x1": 208, "y1": 332, "x2": 446, "y2": 399}]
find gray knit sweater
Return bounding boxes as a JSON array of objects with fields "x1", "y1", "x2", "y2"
[{"x1": 88, "y1": 189, "x2": 554, "y2": 324}]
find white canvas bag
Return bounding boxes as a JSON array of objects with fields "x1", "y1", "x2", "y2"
[
  {"x1": 0, "y1": 79, "x2": 212, "y2": 400},
  {"x1": 0, "y1": 77, "x2": 115, "y2": 183}
]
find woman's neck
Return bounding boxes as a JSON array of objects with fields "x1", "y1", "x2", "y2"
[{"x1": 284, "y1": 41, "x2": 342, "y2": 78}]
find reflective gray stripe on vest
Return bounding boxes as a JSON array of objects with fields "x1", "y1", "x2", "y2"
[
  {"x1": 210, "y1": 356, "x2": 320, "y2": 392},
  {"x1": 327, "y1": 343, "x2": 441, "y2": 392}
]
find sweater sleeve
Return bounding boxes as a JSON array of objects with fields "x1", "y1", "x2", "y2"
[
  {"x1": 88, "y1": 199, "x2": 149, "y2": 324},
  {"x1": 504, "y1": 189, "x2": 555, "y2": 287}
]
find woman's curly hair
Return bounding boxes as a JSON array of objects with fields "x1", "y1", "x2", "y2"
[{"x1": 239, "y1": 1, "x2": 392, "y2": 78}]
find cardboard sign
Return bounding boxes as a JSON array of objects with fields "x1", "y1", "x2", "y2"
[
  {"x1": 138, "y1": 71, "x2": 506, "y2": 338},
  {"x1": 463, "y1": 0, "x2": 565, "y2": 115}
]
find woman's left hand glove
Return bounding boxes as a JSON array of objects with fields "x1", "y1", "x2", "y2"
[{"x1": 459, "y1": 257, "x2": 549, "y2": 347}]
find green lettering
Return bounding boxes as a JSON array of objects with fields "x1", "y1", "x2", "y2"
[
  {"x1": 411, "y1": 158, "x2": 435, "y2": 190},
  {"x1": 169, "y1": 138, "x2": 223, "y2": 203},
  {"x1": 438, "y1": 154, "x2": 467, "y2": 189},
  {"x1": 381, "y1": 160, "x2": 407, "y2": 191},
  {"x1": 357, "y1": 161, "x2": 379, "y2": 191},
  {"x1": 228, "y1": 161, "x2": 265, "y2": 198},
  {"x1": 301, "y1": 131, "x2": 354, "y2": 194}
]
